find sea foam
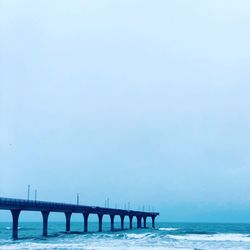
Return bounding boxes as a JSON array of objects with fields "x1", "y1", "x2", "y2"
[{"x1": 158, "y1": 228, "x2": 178, "y2": 231}]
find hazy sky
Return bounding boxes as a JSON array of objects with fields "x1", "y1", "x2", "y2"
[{"x1": 0, "y1": 0, "x2": 250, "y2": 222}]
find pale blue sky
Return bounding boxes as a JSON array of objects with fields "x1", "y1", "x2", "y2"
[{"x1": 0, "y1": 0, "x2": 250, "y2": 222}]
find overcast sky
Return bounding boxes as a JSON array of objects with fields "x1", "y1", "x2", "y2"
[{"x1": 0, "y1": 0, "x2": 250, "y2": 222}]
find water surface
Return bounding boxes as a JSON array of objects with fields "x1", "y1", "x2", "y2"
[{"x1": 1, "y1": 222, "x2": 250, "y2": 249}]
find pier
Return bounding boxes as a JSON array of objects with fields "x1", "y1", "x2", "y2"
[{"x1": 0, "y1": 197, "x2": 159, "y2": 240}]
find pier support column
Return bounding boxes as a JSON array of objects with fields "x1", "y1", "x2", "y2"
[
  {"x1": 137, "y1": 216, "x2": 142, "y2": 229},
  {"x1": 151, "y1": 215, "x2": 156, "y2": 228},
  {"x1": 42, "y1": 211, "x2": 50, "y2": 237},
  {"x1": 65, "y1": 212, "x2": 72, "y2": 233},
  {"x1": 98, "y1": 214, "x2": 103, "y2": 232},
  {"x1": 83, "y1": 213, "x2": 89, "y2": 233},
  {"x1": 110, "y1": 214, "x2": 115, "y2": 232},
  {"x1": 120, "y1": 215, "x2": 125, "y2": 230},
  {"x1": 143, "y1": 216, "x2": 147, "y2": 228},
  {"x1": 129, "y1": 215, "x2": 133, "y2": 229},
  {"x1": 11, "y1": 209, "x2": 21, "y2": 240}
]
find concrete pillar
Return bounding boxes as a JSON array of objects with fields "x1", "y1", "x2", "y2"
[
  {"x1": 152, "y1": 215, "x2": 156, "y2": 228},
  {"x1": 11, "y1": 209, "x2": 21, "y2": 240},
  {"x1": 143, "y1": 216, "x2": 147, "y2": 228},
  {"x1": 129, "y1": 215, "x2": 133, "y2": 229},
  {"x1": 42, "y1": 211, "x2": 50, "y2": 237},
  {"x1": 120, "y1": 215, "x2": 125, "y2": 230},
  {"x1": 83, "y1": 213, "x2": 89, "y2": 233},
  {"x1": 137, "y1": 216, "x2": 142, "y2": 228},
  {"x1": 110, "y1": 214, "x2": 115, "y2": 232},
  {"x1": 65, "y1": 212, "x2": 72, "y2": 233},
  {"x1": 98, "y1": 214, "x2": 103, "y2": 232}
]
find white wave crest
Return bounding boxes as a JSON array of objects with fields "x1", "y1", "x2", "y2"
[
  {"x1": 4, "y1": 227, "x2": 21, "y2": 230},
  {"x1": 0, "y1": 243, "x2": 191, "y2": 250},
  {"x1": 169, "y1": 233, "x2": 250, "y2": 242},
  {"x1": 1, "y1": 232, "x2": 250, "y2": 249},
  {"x1": 126, "y1": 233, "x2": 152, "y2": 239},
  {"x1": 158, "y1": 228, "x2": 178, "y2": 231}
]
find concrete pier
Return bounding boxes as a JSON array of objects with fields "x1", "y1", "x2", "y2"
[
  {"x1": 98, "y1": 213, "x2": 103, "y2": 232},
  {"x1": 11, "y1": 209, "x2": 20, "y2": 240},
  {"x1": 137, "y1": 215, "x2": 142, "y2": 228},
  {"x1": 65, "y1": 212, "x2": 72, "y2": 233},
  {"x1": 120, "y1": 215, "x2": 125, "y2": 230},
  {"x1": 0, "y1": 197, "x2": 159, "y2": 239},
  {"x1": 110, "y1": 214, "x2": 115, "y2": 231},
  {"x1": 143, "y1": 216, "x2": 147, "y2": 228},
  {"x1": 42, "y1": 211, "x2": 50, "y2": 237},
  {"x1": 83, "y1": 213, "x2": 89, "y2": 233},
  {"x1": 129, "y1": 215, "x2": 133, "y2": 229}
]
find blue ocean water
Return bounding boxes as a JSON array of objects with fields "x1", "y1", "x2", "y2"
[{"x1": 1, "y1": 222, "x2": 250, "y2": 249}]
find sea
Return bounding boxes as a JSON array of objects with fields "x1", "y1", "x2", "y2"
[{"x1": 1, "y1": 222, "x2": 250, "y2": 249}]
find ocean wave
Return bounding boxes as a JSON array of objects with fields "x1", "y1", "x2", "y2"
[
  {"x1": 126, "y1": 233, "x2": 154, "y2": 239},
  {"x1": 1, "y1": 233, "x2": 250, "y2": 250},
  {"x1": 2, "y1": 223, "x2": 250, "y2": 250},
  {"x1": 169, "y1": 233, "x2": 250, "y2": 242},
  {"x1": 158, "y1": 228, "x2": 178, "y2": 231},
  {"x1": 0, "y1": 242, "x2": 192, "y2": 250},
  {"x1": 5, "y1": 227, "x2": 22, "y2": 230}
]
